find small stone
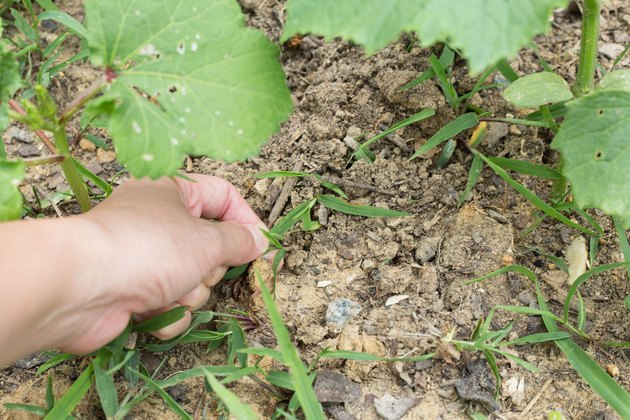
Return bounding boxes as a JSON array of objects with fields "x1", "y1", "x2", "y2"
[
  {"x1": 86, "y1": 161, "x2": 104, "y2": 175},
  {"x1": 337, "y1": 247, "x2": 354, "y2": 260},
  {"x1": 314, "y1": 371, "x2": 361, "y2": 403},
  {"x1": 414, "y1": 236, "x2": 441, "y2": 263},
  {"x1": 385, "y1": 294, "x2": 409, "y2": 307},
  {"x1": 517, "y1": 290, "x2": 536, "y2": 306},
  {"x1": 317, "y1": 206, "x2": 329, "y2": 226},
  {"x1": 373, "y1": 393, "x2": 420, "y2": 420},
  {"x1": 599, "y1": 43, "x2": 624, "y2": 59},
  {"x1": 96, "y1": 148, "x2": 116, "y2": 163},
  {"x1": 47, "y1": 174, "x2": 65, "y2": 189},
  {"x1": 17, "y1": 143, "x2": 40, "y2": 157},
  {"x1": 606, "y1": 364, "x2": 620, "y2": 378},
  {"x1": 79, "y1": 138, "x2": 96, "y2": 151},
  {"x1": 509, "y1": 125, "x2": 522, "y2": 136},
  {"x1": 325, "y1": 299, "x2": 362, "y2": 327},
  {"x1": 317, "y1": 280, "x2": 333, "y2": 288},
  {"x1": 502, "y1": 377, "x2": 526, "y2": 407},
  {"x1": 484, "y1": 123, "x2": 509, "y2": 147},
  {"x1": 13, "y1": 352, "x2": 50, "y2": 369},
  {"x1": 253, "y1": 178, "x2": 268, "y2": 196},
  {"x1": 9, "y1": 127, "x2": 33, "y2": 143}
]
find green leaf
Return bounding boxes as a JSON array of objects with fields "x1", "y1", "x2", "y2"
[
  {"x1": 271, "y1": 199, "x2": 317, "y2": 237},
  {"x1": 228, "y1": 318, "x2": 248, "y2": 368},
  {"x1": 317, "y1": 194, "x2": 410, "y2": 218},
  {"x1": 457, "y1": 154, "x2": 483, "y2": 208},
  {"x1": 132, "y1": 305, "x2": 188, "y2": 333},
  {"x1": 45, "y1": 376, "x2": 55, "y2": 411},
  {"x1": 34, "y1": 0, "x2": 58, "y2": 11},
  {"x1": 400, "y1": 44, "x2": 454, "y2": 91},
  {"x1": 430, "y1": 54, "x2": 458, "y2": 107},
  {"x1": 597, "y1": 70, "x2": 630, "y2": 92},
  {"x1": 500, "y1": 332, "x2": 570, "y2": 346},
  {"x1": 10, "y1": 8, "x2": 37, "y2": 41},
  {"x1": 257, "y1": 271, "x2": 325, "y2": 419},
  {"x1": 487, "y1": 157, "x2": 563, "y2": 179},
  {"x1": 1, "y1": 38, "x2": 22, "y2": 134},
  {"x1": 4, "y1": 403, "x2": 47, "y2": 416},
  {"x1": 551, "y1": 90, "x2": 630, "y2": 227},
  {"x1": 410, "y1": 113, "x2": 478, "y2": 160},
  {"x1": 503, "y1": 72, "x2": 573, "y2": 108},
  {"x1": 93, "y1": 361, "x2": 118, "y2": 418},
  {"x1": 237, "y1": 347, "x2": 285, "y2": 363},
  {"x1": 282, "y1": 0, "x2": 565, "y2": 73},
  {"x1": 496, "y1": 58, "x2": 519, "y2": 83},
  {"x1": 265, "y1": 370, "x2": 295, "y2": 390},
  {"x1": 45, "y1": 363, "x2": 95, "y2": 419},
  {"x1": 85, "y1": 0, "x2": 292, "y2": 177},
  {"x1": 135, "y1": 370, "x2": 192, "y2": 420},
  {"x1": 38, "y1": 10, "x2": 87, "y2": 39},
  {"x1": 319, "y1": 349, "x2": 435, "y2": 362},
  {"x1": 203, "y1": 370, "x2": 258, "y2": 420},
  {"x1": 0, "y1": 160, "x2": 25, "y2": 221}
]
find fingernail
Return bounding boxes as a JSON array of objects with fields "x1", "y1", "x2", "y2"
[{"x1": 246, "y1": 224, "x2": 269, "y2": 255}]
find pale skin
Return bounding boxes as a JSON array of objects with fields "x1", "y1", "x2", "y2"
[{"x1": 0, "y1": 175, "x2": 269, "y2": 367}]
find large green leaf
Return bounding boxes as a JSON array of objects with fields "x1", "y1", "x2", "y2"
[
  {"x1": 0, "y1": 160, "x2": 24, "y2": 221},
  {"x1": 597, "y1": 70, "x2": 630, "y2": 92},
  {"x1": 283, "y1": 0, "x2": 565, "y2": 73},
  {"x1": 503, "y1": 72, "x2": 573, "y2": 108},
  {"x1": 552, "y1": 90, "x2": 630, "y2": 226},
  {"x1": 1, "y1": 36, "x2": 22, "y2": 134},
  {"x1": 85, "y1": 0, "x2": 292, "y2": 177}
]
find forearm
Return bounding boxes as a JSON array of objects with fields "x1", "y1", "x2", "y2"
[{"x1": 0, "y1": 216, "x2": 104, "y2": 367}]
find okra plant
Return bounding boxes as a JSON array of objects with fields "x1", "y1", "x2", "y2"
[{"x1": 0, "y1": 0, "x2": 292, "y2": 218}]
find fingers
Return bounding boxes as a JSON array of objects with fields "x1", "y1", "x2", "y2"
[
  {"x1": 201, "y1": 219, "x2": 269, "y2": 267},
  {"x1": 175, "y1": 175, "x2": 265, "y2": 225},
  {"x1": 134, "y1": 304, "x2": 193, "y2": 340}
]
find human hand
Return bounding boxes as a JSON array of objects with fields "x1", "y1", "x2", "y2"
[{"x1": 54, "y1": 175, "x2": 269, "y2": 354}]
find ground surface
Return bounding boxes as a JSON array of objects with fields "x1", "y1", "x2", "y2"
[{"x1": 1, "y1": 0, "x2": 630, "y2": 419}]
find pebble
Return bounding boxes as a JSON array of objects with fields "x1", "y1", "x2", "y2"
[
  {"x1": 314, "y1": 371, "x2": 361, "y2": 403},
  {"x1": 8, "y1": 127, "x2": 33, "y2": 143},
  {"x1": 373, "y1": 393, "x2": 420, "y2": 420},
  {"x1": 78, "y1": 138, "x2": 96, "y2": 151},
  {"x1": 325, "y1": 298, "x2": 362, "y2": 327},
  {"x1": 96, "y1": 148, "x2": 116, "y2": 163},
  {"x1": 414, "y1": 236, "x2": 440, "y2": 263},
  {"x1": 86, "y1": 161, "x2": 104, "y2": 175},
  {"x1": 385, "y1": 294, "x2": 409, "y2": 307},
  {"x1": 17, "y1": 143, "x2": 40, "y2": 157},
  {"x1": 509, "y1": 125, "x2": 522, "y2": 136},
  {"x1": 599, "y1": 43, "x2": 625, "y2": 60}
]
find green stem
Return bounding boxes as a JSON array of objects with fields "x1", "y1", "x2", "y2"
[
  {"x1": 573, "y1": 0, "x2": 601, "y2": 96},
  {"x1": 551, "y1": 155, "x2": 567, "y2": 203},
  {"x1": 54, "y1": 127, "x2": 92, "y2": 212}
]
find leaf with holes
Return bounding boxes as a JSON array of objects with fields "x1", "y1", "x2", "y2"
[
  {"x1": 283, "y1": 0, "x2": 565, "y2": 73},
  {"x1": 85, "y1": 0, "x2": 292, "y2": 177},
  {"x1": 0, "y1": 161, "x2": 24, "y2": 221},
  {"x1": 552, "y1": 90, "x2": 630, "y2": 227}
]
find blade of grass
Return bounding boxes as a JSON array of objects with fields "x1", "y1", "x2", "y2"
[
  {"x1": 238, "y1": 347, "x2": 285, "y2": 363},
  {"x1": 255, "y1": 171, "x2": 310, "y2": 178},
  {"x1": 44, "y1": 361, "x2": 96, "y2": 419},
  {"x1": 457, "y1": 153, "x2": 483, "y2": 208},
  {"x1": 37, "y1": 352, "x2": 74, "y2": 374},
  {"x1": 563, "y1": 263, "x2": 626, "y2": 323},
  {"x1": 410, "y1": 113, "x2": 478, "y2": 160},
  {"x1": 613, "y1": 216, "x2": 630, "y2": 283},
  {"x1": 257, "y1": 271, "x2": 325, "y2": 419},
  {"x1": 500, "y1": 332, "x2": 570, "y2": 347},
  {"x1": 481, "y1": 349, "x2": 501, "y2": 395},
  {"x1": 271, "y1": 199, "x2": 316, "y2": 237},
  {"x1": 73, "y1": 158, "x2": 112, "y2": 195},
  {"x1": 134, "y1": 370, "x2": 192, "y2": 420},
  {"x1": 266, "y1": 370, "x2": 295, "y2": 391},
  {"x1": 132, "y1": 306, "x2": 188, "y2": 333},
  {"x1": 228, "y1": 318, "x2": 248, "y2": 367},
  {"x1": 319, "y1": 350, "x2": 435, "y2": 362},
  {"x1": 92, "y1": 361, "x2": 118, "y2": 418},
  {"x1": 3, "y1": 404, "x2": 47, "y2": 416},
  {"x1": 45, "y1": 376, "x2": 54, "y2": 411},
  {"x1": 317, "y1": 194, "x2": 409, "y2": 218},
  {"x1": 400, "y1": 44, "x2": 454, "y2": 91},
  {"x1": 38, "y1": 10, "x2": 87, "y2": 39},
  {"x1": 496, "y1": 58, "x2": 519, "y2": 83},
  {"x1": 203, "y1": 369, "x2": 258, "y2": 420},
  {"x1": 430, "y1": 53, "x2": 458, "y2": 107},
  {"x1": 487, "y1": 157, "x2": 563, "y2": 179},
  {"x1": 34, "y1": 0, "x2": 58, "y2": 10},
  {"x1": 479, "y1": 153, "x2": 597, "y2": 236},
  {"x1": 356, "y1": 108, "x2": 435, "y2": 158}
]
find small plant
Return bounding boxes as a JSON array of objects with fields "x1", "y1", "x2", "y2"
[{"x1": 0, "y1": 0, "x2": 292, "y2": 218}]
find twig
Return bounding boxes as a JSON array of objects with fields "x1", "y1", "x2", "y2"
[
  {"x1": 35, "y1": 186, "x2": 63, "y2": 218},
  {"x1": 268, "y1": 161, "x2": 303, "y2": 226},
  {"x1": 321, "y1": 175, "x2": 399, "y2": 196},
  {"x1": 24, "y1": 155, "x2": 65, "y2": 166},
  {"x1": 8, "y1": 99, "x2": 56, "y2": 153},
  {"x1": 520, "y1": 377, "x2": 553, "y2": 418},
  {"x1": 59, "y1": 74, "x2": 108, "y2": 124}
]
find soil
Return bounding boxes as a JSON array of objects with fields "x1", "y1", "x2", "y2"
[{"x1": 2, "y1": 0, "x2": 630, "y2": 419}]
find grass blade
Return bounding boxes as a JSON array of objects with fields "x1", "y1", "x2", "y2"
[
  {"x1": 487, "y1": 157, "x2": 563, "y2": 179},
  {"x1": 613, "y1": 216, "x2": 630, "y2": 283},
  {"x1": 228, "y1": 318, "x2": 248, "y2": 367},
  {"x1": 73, "y1": 158, "x2": 112, "y2": 196},
  {"x1": 36, "y1": 352, "x2": 74, "y2": 374},
  {"x1": 132, "y1": 305, "x2": 188, "y2": 333},
  {"x1": 430, "y1": 54, "x2": 458, "y2": 106},
  {"x1": 496, "y1": 58, "x2": 519, "y2": 83},
  {"x1": 38, "y1": 10, "x2": 88, "y2": 39},
  {"x1": 319, "y1": 350, "x2": 435, "y2": 363},
  {"x1": 45, "y1": 376, "x2": 55, "y2": 411},
  {"x1": 500, "y1": 332, "x2": 570, "y2": 347},
  {"x1": 480, "y1": 153, "x2": 597, "y2": 236},
  {"x1": 203, "y1": 369, "x2": 258, "y2": 419},
  {"x1": 238, "y1": 347, "x2": 285, "y2": 363},
  {"x1": 44, "y1": 363, "x2": 94, "y2": 419},
  {"x1": 266, "y1": 370, "x2": 295, "y2": 390},
  {"x1": 457, "y1": 153, "x2": 483, "y2": 208},
  {"x1": 410, "y1": 113, "x2": 478, "y2": 160},
  {"x1": 135, "y1": 371, "x2": 192, "y2": 420},
  {"x1": 563, "y1": 263, "x2": 626, "y2": 323},
  {"x1": 3, "y1": 404, "x2": 47, "y2": 416},
  {"x1": 257, "y1": 271, "x2": 325, "y2": 419},
  {"x1": 356, "y1": 108, "x2": 435, "y2": 158},
  {"x1": 400, "y1": 44, "x2": 454, "y2": 91},
  {"x1": 271, "y1": 199, "x2": 316, "y2": 237},
  {"x1": 92, "y1": 361, "x2": 118, "y2": 417},
  {"x1": 255, "y1": 171, "x2": 310, "y2": 178},
  {"x1": 317, "y1": 194, "x2": 409, "y2": 218}
]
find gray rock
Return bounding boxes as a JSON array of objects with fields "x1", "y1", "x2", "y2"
[
  {"x1": 17, "y1": 143, "x2": 40, "y2": 158},
  {"x1": 8, "y1": 127, "x2": 33, "y2": 143},
  {"x1": 314, "y1": 371, "x2": 361, "y2": 403},
  {"x1": 374, "y1": 393, "x2": 420, "y2": 420},
  {"x1": 414, "y1": 236, "x2": 441, "y2": 263},
  {"x1": 325, "y1": 299, "x2": 361, "y2": 327}
]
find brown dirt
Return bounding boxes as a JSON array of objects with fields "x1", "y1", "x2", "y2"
[{"x1": 1, "y1": 0, "x2": 630, "y2": 419}]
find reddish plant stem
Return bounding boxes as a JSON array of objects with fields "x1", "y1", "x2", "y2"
[
  {"x1": 8, "y1": 99, "x2": 57, "y2": 154},
  {"x1": 59, "y1": 75, "x2": 107, "y2": 124}
]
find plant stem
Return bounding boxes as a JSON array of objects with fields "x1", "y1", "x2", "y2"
[
  {"x1": 478, "y1": 117, "x2": 548, "y2": 128},
  {"x1": 54, "y1": 127, "x2": 92, "y2": 212},
  {"x1": 8, "y1": 99, "x2": 57, "y2": 152},
  {"x1": 573, "y1": 0, "x2": 601, "y2": 96},
  {"x1": 24, "y1": 155, "x2": 65, "y2": 166},
  {"x1": 59, "y1": 75, "x2": 107, "y2": 124}
]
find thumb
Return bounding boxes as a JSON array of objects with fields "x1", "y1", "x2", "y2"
[{"x1": 204, "y1": 220, "x2": 269, "y2": 267}]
